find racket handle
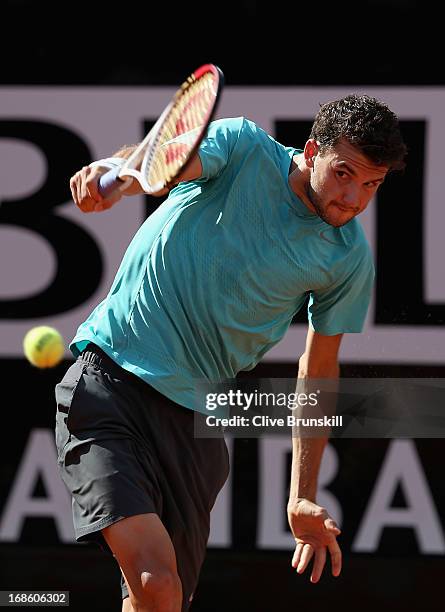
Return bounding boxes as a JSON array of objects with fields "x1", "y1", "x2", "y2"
[{"x1": 98, "y1": 167, "x2": 124, "y2": 198}]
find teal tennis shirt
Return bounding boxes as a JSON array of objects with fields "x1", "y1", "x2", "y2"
[{"x1": 71, "y1": 117, "x2": 375, "y2": 413}]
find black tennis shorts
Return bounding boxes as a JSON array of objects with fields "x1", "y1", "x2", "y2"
[{"x1": 54, "y1": 343, "x2": 230, "y2": 610}]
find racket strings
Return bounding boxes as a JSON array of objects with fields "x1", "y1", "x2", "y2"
[{"x1": 145, "y1": 72, "x2": 217, "y2": 187}]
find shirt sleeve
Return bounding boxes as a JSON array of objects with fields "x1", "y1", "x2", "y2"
[
  {"x1": 307, "y1": 246, "x2": 375, "y2": 335},
  {"x1": 197, "y1": 117, "x2": 244, "y2": 181}
]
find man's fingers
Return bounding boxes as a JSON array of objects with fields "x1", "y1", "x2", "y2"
[
  {"x1": 93, "y1": 190, "x2": 122, "y2": 212},
  {"x1": 291, "y1": 542, "x2": 303, "y2": 569},
  {"x1": 86, "y1": 175, "x2": 102, "y2": 203},
  {"x1": 324, "y1": 517, "x2": 341, "y2": 535},
  {"x1": 78, "y1": 167, "x2": 92, "y2": 200},
  {"x1": 296, "y1": 543, "x2": 314, "y2": 574},
  {"x1": 69, "y1": 176, "x2": 79, "y2": 206},
  {"x1": 310, "y1": 547, "x2": 326, "y2": 584},
  {"x1": 328, "y1": 538, "x2": 342, "y2": 577},
  {"x1": 69, "y1": 166, "x2": 123, "y2": 213},
  {"x1": 70, "y1": 168, "x2": 95, "y2": 212}
]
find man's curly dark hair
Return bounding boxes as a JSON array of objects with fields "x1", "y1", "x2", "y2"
[{"x1": 310, "y1": 94, "x2": 407, "y2": 171}]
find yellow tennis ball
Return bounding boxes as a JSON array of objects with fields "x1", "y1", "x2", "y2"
[{"x1": 23, "y1": 325, "x2": 65, "y2": 368}]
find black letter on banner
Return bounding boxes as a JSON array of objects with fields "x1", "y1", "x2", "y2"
[
  {"x1": 376, "y1": 120, "x2": 444, "y2": 325},
  {"x1": 0, "y1": 120, "x2": 103, "y2": 318}
]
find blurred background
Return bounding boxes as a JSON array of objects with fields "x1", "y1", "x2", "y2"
[{"x1": 1, "y1": 0, "x2": 444, "y2": 610}]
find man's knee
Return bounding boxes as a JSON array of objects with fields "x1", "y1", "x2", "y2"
[
  {"x1": 131, "y1": 568, "x2": 182, "y2": 611},
  {"x1": 102, "y1": 514, "x2": 182, "y2": 611}
]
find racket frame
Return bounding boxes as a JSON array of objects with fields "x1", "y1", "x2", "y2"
[{"x1": 105, "y1": 64, "x2": 224, "y2": 196}]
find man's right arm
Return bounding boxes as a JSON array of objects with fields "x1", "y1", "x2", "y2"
[
  {"x1": 70, "y1": 116, "x2": 246, "y2": 214},
  {"x1": 69, "y1": 147, "x2": 202, "y2": 214}
]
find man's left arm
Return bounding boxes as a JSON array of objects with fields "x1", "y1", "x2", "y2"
[{"x1": 287, "y1": 328, "x2": 343, "y2": 583}]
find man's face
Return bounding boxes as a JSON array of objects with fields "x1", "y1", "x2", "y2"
[{"x1": 305, "y1": 139, "x2": 389, "y2": 227}]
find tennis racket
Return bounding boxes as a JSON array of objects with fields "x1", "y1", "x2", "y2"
[{"x1": 98, "y1": 64, "x2": 224, "y2": 198}]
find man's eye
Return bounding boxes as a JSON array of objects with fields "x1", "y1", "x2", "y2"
[{"x1": 336, "y1": 171, "x2": 348, "y2": 179}]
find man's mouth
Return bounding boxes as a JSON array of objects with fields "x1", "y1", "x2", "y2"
[{"x1": 333, "y1": 202, "x2": 356, "y2": 213}]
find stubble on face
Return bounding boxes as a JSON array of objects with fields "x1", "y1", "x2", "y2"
[
  {"x1": 304, "y1": 142, "x2": 388, "y2": 227},
  {"x1": 304, "y1": 182, "x2": 356, "y2": 227}
]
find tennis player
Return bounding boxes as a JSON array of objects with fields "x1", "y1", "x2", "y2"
[{"x1": 56, "y1": 94, "x2": 407, "y2": 612}]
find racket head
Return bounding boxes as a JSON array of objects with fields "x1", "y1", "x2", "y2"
[{"x1": 140, "y1": 64, "x2": 224, "y2": 193}]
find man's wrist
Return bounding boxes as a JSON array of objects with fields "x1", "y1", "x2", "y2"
[{"x1": 288, "y1": 495, "x2": 314, "y2": 511}]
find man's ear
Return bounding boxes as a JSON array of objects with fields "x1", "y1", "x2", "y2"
[{"x1": 303, "y1": 139, "x2": 320, "y2": 169}]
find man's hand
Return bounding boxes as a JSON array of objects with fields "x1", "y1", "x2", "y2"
[
  {"x1": 288, "y1": 498, "x2": 342, "y2": 583},
  {"x1": 69, "y1": 165, "x2": 125, "y2": 213}
]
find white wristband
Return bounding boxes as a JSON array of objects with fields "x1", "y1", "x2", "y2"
[{"x1": 89, "y1": 157, "x2": 125, "y2": 171}]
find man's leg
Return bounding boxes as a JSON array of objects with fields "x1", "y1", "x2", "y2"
[{"x1": 103, "y1": 513, "x2": 182, "y2": 612}]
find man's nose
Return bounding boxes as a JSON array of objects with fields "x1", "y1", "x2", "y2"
[{"x1": 341, "y1": 185, "x2": 359, "y2": 206}]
